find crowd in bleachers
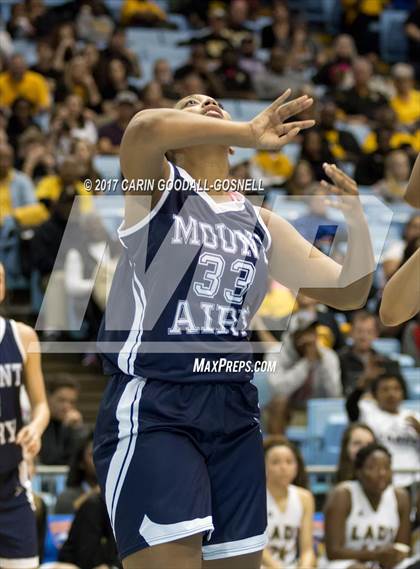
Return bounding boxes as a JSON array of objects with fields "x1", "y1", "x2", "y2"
[{"x1": 0, "y1": 0, "x2": 419, "y2": 567}]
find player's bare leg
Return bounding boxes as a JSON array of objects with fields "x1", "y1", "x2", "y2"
[
  {"x1": 122, "y1": 534, "x2": 203, "y2": 569},
  {"x1": 202, "y1": 550, "x2": 263, "y2": 569}
]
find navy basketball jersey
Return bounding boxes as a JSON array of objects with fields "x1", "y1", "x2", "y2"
[
  {"x1": 0, "y1": 317, "x2": 24, "y2": 472},
  {"x1": 98, "y1": 161, "x2": 271, "y2": 382}
]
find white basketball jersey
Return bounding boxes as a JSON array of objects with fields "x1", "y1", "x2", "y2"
[
  {"x1": 266, "y1": 485, "x2": 303, "y2": 566},
  {"x1": 344, "y1": 481, "x2": 399, "y2": 552}
]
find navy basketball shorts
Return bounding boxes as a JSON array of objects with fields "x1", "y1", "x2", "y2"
[
  {"x1": 0, "y1": 463, "x2": 38, "y2": 569},
  {"x1": 93, "y1": 375, "x2": 268, "y2": 561}
]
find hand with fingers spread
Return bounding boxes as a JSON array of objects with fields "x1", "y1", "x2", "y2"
[
  {"x1": 320, "y1": 163, "x2": 365, "y2": 225},
  {"x1": 250, "y1": 89, "x2": 315, "y2": 150}
]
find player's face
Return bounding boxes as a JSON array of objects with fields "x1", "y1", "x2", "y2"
[
  {"x1": 266, "y1": 445, "x2": 298, "y2": 488},
  {"x1": 0, "y1": 263, "x2": 5, "y2": 303},
  {"x1": 347, "y1": 427, "x2": 375, "y2": 462},
  {"x1": 357, "y1": 451, "x2": 392, "y2": 495},
  {"x1": 175, "y1": 94, "x2": 231, "y2": 121},
  {"x1": 375, "y1": 378, "x2": 404, "y2": 413}
]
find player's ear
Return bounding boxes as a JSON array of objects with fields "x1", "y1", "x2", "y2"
[{"x1": 228, "y1": 147, "x2": 235, "y2": 155}]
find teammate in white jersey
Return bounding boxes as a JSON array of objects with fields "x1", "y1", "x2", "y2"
[
  {"x1": 325, "y1": 443, "x2": 416, "y2": 569},
  {"x1": 262, "y1": 436, "x2": 315, "y2": 569}
]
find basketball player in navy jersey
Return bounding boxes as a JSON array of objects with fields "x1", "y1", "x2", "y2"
[
  {"x1": 93, "y1": 91, "x2": 374, "y2": 569},
  {"x1": 0, "y1": 262, "x2": 50, "y2": 569}
]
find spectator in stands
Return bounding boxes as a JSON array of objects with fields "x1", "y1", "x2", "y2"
[
  {"x1": 17, "y1": 128, "x2": 56, "y2": 182},
  {"x1": 30, "y1": 40, "x2": 62, "y2": 95},
  {"x1": 253, "y1": 47, "x2": 307, "y2": 101},
  {"x1": 51, "y1": 22, "x2": 78, "y2": 75},
  {"x1": 0, "y1": 142, "x2": 47, "y2": 232},
  {"x1": 263, "y1": 436, "x2": 316, "y2": 569},
  {"x1": 390, "y1": 64, "x2": 420, "y2": 130},
  {"x1": 405, "y1": 0, "x2": 420, "y2": 79},
  {"x1": 362, "y1": 106, "x2": 417, "y2": 157},
  {"x1": 325, "y1": 443, "x2": 412, "y2": 569},
  {"x1": 58, "y1": 489, "x2": 121, "y2": 569},
  {"x1": 214, "y1": 47, "x2": 255, "y2": 99},
  {"x1": 121, "y1": 0, "x2": 168, "y2": 27},
  {"x1": 56, "y1": 55, "x2": 102, "y2": 111},
  {"x1": 354, "y1": 126, "x2": 393, "y2": 186},
  {"x1": 319, "y1": 100, "x2": 361, "y2": 162},
  {"x1": 226, "y1": 0, "x2": 251, "y2": 47},
  {"x1": 339, "y1": 311, "x2": 401, "y2": 397},
  {"x1": 50, "y1": 96, "x2": 98, "y2": 159},
  {"x1": 40, "y1": 376, "x2": 86, "y2": 465},
  {"x1": 313, "y1": 34, "x2": 356, "y2": 89},
  {"x1": 250, "y1": 148, "x2": 293, "y2": 187},
  {"x1": 56, "y1": 432, "x2": 98, "y2": 514},
  {"x1": 293, "y1": 184, "x2": 347, "y2": 257},
  {"x1": 36, "y1": 155, "x2": 91, "y2": 214},
  {"x1": 261, "y1": 1, "x2": 290, "y2": 50},
  {"x1": 140, "y1": 80, "x2": 172, "y2": 109},
  {"x1": 97, "y1": 26, "x2": 141, "y2": 82},
  {"x1": 6, "y1": 97, "x2": 38, "y2": 152},
  {"x1": 189, "y1": 7, "x2": 234, "y2": 60},
  {"x1": 0, "y1": 53, "x2": 50, "y2": 111},
  {"x1": 300, "y1": 129, "x2": 334, "y2": 180},
  {"x1": 6, "y1": 2, "x2": 34, "y2": 39},
  {"x1": 285, "y1": 160, "x2": 316, "y2": 196},
  {"x1": 335, "y1": 57, "x2": 388, "y2": 123},
  {"x1": 382, "y1": 213, "x2": 420, "y2": 280},
  {"x1": 288, "y1": 20, "x2": 318, "y2": 72},
  {"x1": 266, "y1": 311, "x2": 342, "y2": 434},
  {"x1": 294, "y1": 293, "x2": 346, "y2": 351},
  {"x1": 75, "y1": 2, "x2": 114, "y2": 46},
  {"x1": 341, "y1": 0, "x2": 389, "y2": 55},
  {"x1": 174, "y1": 44, "x2": 223, "y2": 98},
  {"x1": 153, "y1": 59, "x2": 178, "y2": 100},
  {"x1": 374, "y1": 149, "x2": 411, "y2": 203},
  {"x1": 176, "y1": 72, "x2": 209, "y2": 99},
  {"x1": 71, "y1": 139, "x2": 100, "y2": 186},
  {"x1": 402, "y1": 313, "x2": 420, "y2": 367},
  {"x1": 238, "y1": 35, "x2": 265, "y2": 76},
  {"x1": 100, "y1": 58, "x2": 138, "y2": 106},
  {"x1": 347, "y1": 373, "x2": 420, "y2": 488},
  {"x1": 98, "y1": 91, "x2": 139, "y2": 155},
  {"x1": 335, "y1": 423, "x2": 376, "y2": 483}
]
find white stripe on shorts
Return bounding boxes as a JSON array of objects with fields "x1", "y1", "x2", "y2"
[
  {"x1": 202, "y1": 530, "x2": 268, "y2": 560},
  {"x1": 0, "y1": 557, "x2": 39, "y2": 569},
  {"x1": 139, "y1": 513, "x2": 214, "y2": 547},
  {"x1": 105, "y1": 377, "x2": 146, "y2": 530}
]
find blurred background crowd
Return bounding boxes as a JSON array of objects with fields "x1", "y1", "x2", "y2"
[{"x1": 0, "y1": 0, "x2": 419, "y2": 567}]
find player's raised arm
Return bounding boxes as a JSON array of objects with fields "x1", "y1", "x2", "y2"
[
  {"x1": 404, "y1": 152, "x2": 420, "y2": 208},
  {"x1": 119, "y1": 90, "x2": 315, "y2": 185},
  {"x1": 259, "y1": 164, "x2": 375, "y2": 311},
  {"x1": 380, "y1": 247, "x2": 420, "y2": 326}
]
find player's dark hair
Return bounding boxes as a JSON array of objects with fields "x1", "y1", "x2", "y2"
[
  {"x1": 66, "y1": 431, "x2": 96, "y2": 488},
  {"x1": 335, "y1": 423, "x2": 376, "y2": 483},
  {"x1": 47, "y1": 374, "x2": 80, "y2": 395},
  {"x1": 371, "y1": 372, "x2": 407, "y2": 400},
  {"x1": 354, "y1": 442, "x2": 391, "y2": 471},
  {"x1": 263, "y1": 435, "x2": 309, "y2": 489}
]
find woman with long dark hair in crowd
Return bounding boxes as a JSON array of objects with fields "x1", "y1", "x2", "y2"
[
  {"x1": 262, "y1": 436, "x2": 316, "y2": 569},
  {"x1": 336, "y1": 423, "x2": 376, "y2": 484}
]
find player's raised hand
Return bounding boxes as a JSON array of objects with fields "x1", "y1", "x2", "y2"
[
  {"x1": 250, "y1": 89, "x2": 315, "y2": 150},
  {"x1": 320, "y1": 163, "x2": 364, "y2": 224}
]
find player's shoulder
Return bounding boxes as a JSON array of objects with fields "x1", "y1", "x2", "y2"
[
  {"x1": 296, "y1": 486, "x2": 315, "y2": 508},
  {"x1": 14, "y1": 321, "x2": 40, "y2": 357}
]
